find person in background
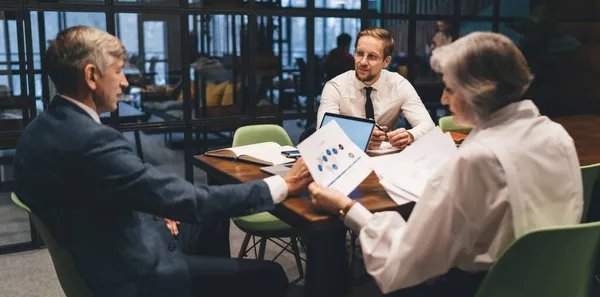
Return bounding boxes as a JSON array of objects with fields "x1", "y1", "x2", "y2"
[
  {"x1": 317, "y1": 27, "x2": 434, "y2": 150},
  {"x1": 323, "y1": 33, "x2": 355, "y2": 81},
  {"x1": 14, "y1": 26, "x2": 312, "y2": 297},
  {"x1": 431, "y1": 20, "x2": 454, "y2": 50},
  {"x1": 308, "y1": 32, "x2": 582, "y2": 296}
]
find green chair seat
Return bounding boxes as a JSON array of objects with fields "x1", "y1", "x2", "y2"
[
  {"x1": 438, "y1": 115, "x2": 473, "y2": 134},
  {"x1": 232, "y1": 124, "x2": 293, "y2": 148},
  {"x1": 231, "y1": 124, "x2": 305, "y2": 281},
  {"x1": 11, "y1": 193, "x2": 94, "y2": 297},
  {"x1": 474, "y1": 222, "x2": 600, "y2": 297},
  {"x1": 11, "y1": 193, "x2": 31, "y2": 212},
  {"x1": 233, "y1": 212, "x2": 293, "y2": 232}
]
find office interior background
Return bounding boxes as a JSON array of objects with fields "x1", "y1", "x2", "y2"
[{"x1": 0, "y1": 0, "x2": 599, "y2": 275}]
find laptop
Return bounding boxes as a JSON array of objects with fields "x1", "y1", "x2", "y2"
[
  {"x1": 261, "y1": 113, "x2": 375, "y2": 176},
  {"x1": 318, "y1": 113, "x2": 375, "y2": 151}
]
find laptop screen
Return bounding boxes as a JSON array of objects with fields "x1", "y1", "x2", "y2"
[{"x1": 319, "y1": 113, "x2": 375, "y2": 152}]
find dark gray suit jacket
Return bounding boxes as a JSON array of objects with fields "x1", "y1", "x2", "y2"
[{"x1": 14, "y1": 96, "x2": 274, "y2": 297}]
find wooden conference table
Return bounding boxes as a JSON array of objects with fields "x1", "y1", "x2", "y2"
[
  {"x1": 193, "y1": 116, "x2": 599, "y2": 296},
  {"x1": 552, "y1": 115, "x2": 600, "y2": 166},
  {"x1": 193, "y1": 132, "x2": 465, "y2": 297}
]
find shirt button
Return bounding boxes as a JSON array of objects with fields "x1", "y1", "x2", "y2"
[
  {"x1": 153, "y1": 216, "x2": 160, "y2": 221},
  {"x1": 168, "y1": 243, "x2": 176, "y2": 251}
]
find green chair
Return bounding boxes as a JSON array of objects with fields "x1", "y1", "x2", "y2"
[
  {"x1": 581, "y1": 163, "x2": 600, "y2": 223},
  {"x1": 474, "y1": 222, "x2": 600, "y2": 297},
  {"x1": 11, "y1": 193, "x2": 94, "y2": 297},
  {"x1": 438, "y1": 115, "x2": 473, "y2": 134},
  {"x1": 231, "y1": 124, "x2": 305, "y2": 281}
]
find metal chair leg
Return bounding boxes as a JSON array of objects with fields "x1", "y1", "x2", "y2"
[
  {"x1": 291, "y1": 237, "x2": 304, "y2": 279},
  {"x1": 257, "y1": 238, "x2": 267, "y2": 260},
  {"x1": 237, "y1": 233, "x2": 251, "y2": 258}
]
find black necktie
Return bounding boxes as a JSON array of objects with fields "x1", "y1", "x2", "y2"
[{"x1": 365, "y1": 87, "x2": 374, "y2": 120}]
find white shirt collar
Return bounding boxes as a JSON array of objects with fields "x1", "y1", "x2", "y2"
[
  {"x1": 472, "y1": 100, "x2": 538, "y2": 134},
  {"x1": 58, "y1": 94, "x2": 101, "y2": 124}
]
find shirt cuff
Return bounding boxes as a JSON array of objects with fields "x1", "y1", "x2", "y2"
[
  {"x1": 407, "y1": 128, "x2": 421, "y2": 141},
  {"x1": 264, "y1": 175, "x2": 288, "y2": 204},
  {"x1": 344, "y1": 202, "x2": 374, "y2": 233}
]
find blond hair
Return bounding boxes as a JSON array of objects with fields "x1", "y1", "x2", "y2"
[
  {"x1": 44, "y1": 26, "x2": 127, "y2": 93},
  {"x1": 430, "y1": 32, "x2": 533, "y2": 123},
  {"x1": 355, "y1": 27, "x2": 395, "y2": 58}
]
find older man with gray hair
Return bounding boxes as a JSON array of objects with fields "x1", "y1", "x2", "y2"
[
  {"x1": 308, "y1": 32, "x2": 583, "y2": 296},
  {"x1": 14, "y1": 26, "x2": 312, "y2": 297}
]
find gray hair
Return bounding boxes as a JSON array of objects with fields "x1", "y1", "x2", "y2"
[
  {"x1": 430, "y1": 32, "x2": 533, "y2": 123},
  {"x1": 44, "y1": 26, "x2": 127, "y2": 93}
]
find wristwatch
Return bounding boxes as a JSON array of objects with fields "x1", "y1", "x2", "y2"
[{"x1": 339, "y1": 200, "x2": 357, "y2": 219}]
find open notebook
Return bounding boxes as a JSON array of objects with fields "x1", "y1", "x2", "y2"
[{"x1": 205, "y1": 142, "x2": 297, "y2": 166}]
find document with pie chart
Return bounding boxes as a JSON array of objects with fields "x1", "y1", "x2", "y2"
[{"x1": 297, "y1": 120, "x2": 373, "y2": 196}]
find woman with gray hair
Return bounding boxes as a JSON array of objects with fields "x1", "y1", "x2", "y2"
[{"x1": 308, "y1": 32, "x2": 583, "y2": 296}]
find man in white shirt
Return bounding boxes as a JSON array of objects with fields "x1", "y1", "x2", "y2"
[
  {"x1": 317, "y1": 27, "x2": 434, "y2": 150},
  {"x1": 308, "y1": 32, "x2": 583, "y2": 296}
]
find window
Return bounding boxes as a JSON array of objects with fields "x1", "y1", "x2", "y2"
[
  {"x1": 143, "y1": 21, "x2": 167, "y2": 85},
  {"x1": 315, "y1": 0, "x2": 361, "y2": 10},
  {"x1": 315, "y1": 17, "x2": 361, "y2": 58}
]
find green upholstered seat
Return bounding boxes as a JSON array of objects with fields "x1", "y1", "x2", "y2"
[
  {"x1": 11, "y1": 193, "x2": 94, "y2": 297},
  {"x1": 475, "y1": 222, "x2": 600, "y2": 297},
  {"x1": 231, "y1": 124, "x2": 304, "y2": 281}
]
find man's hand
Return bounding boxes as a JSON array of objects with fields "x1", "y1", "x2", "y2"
[
  {"x1": 164, "y1": 218, "x2": 180, "y2": 236},
  {"x1": 283, "y1": 158, "x2": 313, "y2": 196},
  {"x1": 368, "y1": 125, "x2": 387, "y2": 150},
  {"x1": 387, "y1": 128, "x2": 414, "y2": 149},
  {"x1": 308, "y1": 182, "x2": 353, "y2": 215}
]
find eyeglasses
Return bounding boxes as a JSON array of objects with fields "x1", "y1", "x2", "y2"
[{"x1": 354, "y1": 50, "x2": 382, "y2": 62}]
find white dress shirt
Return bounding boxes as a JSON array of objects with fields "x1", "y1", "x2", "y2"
[
  {"x1": 343, "y1": 100, "x2": 583, "y2": 293},
  {"x1": 59, "y1": 95, "x2": 289, "y2": 204},
  {"x1": 317, "y1": 70, "x2": 435, "y2": 140},
  {"x1": 60, "y1": 94, "x2": 102, "y2": 124}
]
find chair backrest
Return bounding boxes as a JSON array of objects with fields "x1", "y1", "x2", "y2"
[
  {"x1": 438, "y1": 115, "x2": 473, "y2": 134},
  {"x1": 581, "y1": 163, "x2": 600, "y2": 222},
  {"x1": 10, "y1": 193, "x2": 94, "y2": 297},
  {"x1": 474, "y1": 222, "x2": 600, "y2": 297},
  {"x1": 232, "y1": 124, "x2": 293, "y2": 147}
]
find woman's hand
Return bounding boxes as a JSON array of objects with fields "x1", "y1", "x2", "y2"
[{"x1": 308, "y1": 182, "x2": 353, "y2": 215}]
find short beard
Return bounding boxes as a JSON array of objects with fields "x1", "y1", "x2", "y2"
[{"x1": 355, "y1": 71, "x2": 375, "y2": 83}]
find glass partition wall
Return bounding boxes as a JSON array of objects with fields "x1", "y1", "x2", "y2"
[{"x1": 0, "y1": 0, "x2": 540, "y2": 254}]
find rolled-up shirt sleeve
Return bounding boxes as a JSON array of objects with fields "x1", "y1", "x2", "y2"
[
  {"x1": 342, "y1": 181, "x2": 473, "y2": 294},
  {"x1": 397, "y1": 80, "x2": 435, "y2": 140}
]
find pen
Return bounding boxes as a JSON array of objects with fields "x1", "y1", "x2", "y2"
[{"x1": 369, "y1": 118, "x2": 388, "y2": 141}]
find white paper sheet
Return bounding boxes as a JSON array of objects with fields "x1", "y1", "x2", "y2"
[
  {"x1": 378, "y1": 178, "x2": 414, "y2": 205},
  {"x1": 297, "y1": 121, "x2": 373, "y2": 196},
  {"x1": 372, "y1": 127, "x2": 457, "y2": 203},
  {"x1": 366, "y1": 141, "x2": 402, "y2": 155}
]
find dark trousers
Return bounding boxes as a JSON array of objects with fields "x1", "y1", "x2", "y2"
[
  {"x1": 386, "y1": 268, "x2": 487, "y2": 297},
  {"x1": 178, "y1": 218, "x2": 231, "y2": 258},
  {"x1": 178, "y1": 218, "x2": 288, "y2": 296},
  {"x1": 183, "y1": 254, "x2": 288, "y2": 297}
]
